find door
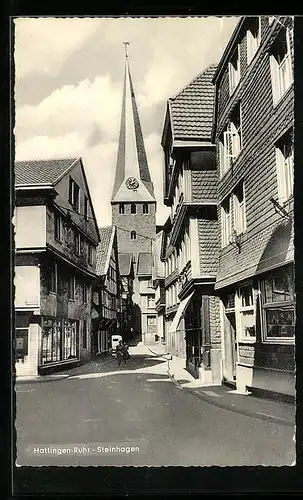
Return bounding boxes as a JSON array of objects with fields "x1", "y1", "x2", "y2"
[{"x1": 224, "y1": 310, "x2": 237, "y2": 381}]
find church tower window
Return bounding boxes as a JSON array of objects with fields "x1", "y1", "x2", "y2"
[
  {"x1": 131, "y1": 203, "x2": 136, "y2": 214},
  {"x1": 143, "y1": 203, "x2": 149, "y2": 214},
  {"x1": 119, "y1": 203, "x2": 125, "y2": 214},
  {"x1": 131, "y1": 230, "x2": 137, "y2": 240}
]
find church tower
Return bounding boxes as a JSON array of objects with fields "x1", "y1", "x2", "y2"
[{"x1": 111, "y1": 46, "x2": 156, "y2": 344}]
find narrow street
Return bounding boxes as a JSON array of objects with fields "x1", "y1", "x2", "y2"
[{"x1": 15, "y1": 350, "x2": 295, "y2": 467}]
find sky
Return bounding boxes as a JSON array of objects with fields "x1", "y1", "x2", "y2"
[{"x1": 14, "y1": 16, "x2": 239, "y2": 226}]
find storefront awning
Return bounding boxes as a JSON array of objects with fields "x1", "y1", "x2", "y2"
[{"x1": 169, "y1": 291, "x2": 194, "y2": 334}]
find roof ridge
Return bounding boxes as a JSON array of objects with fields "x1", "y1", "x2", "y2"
[{"x1": 15, "y1": 156, "x2": 78, "y2": 164}]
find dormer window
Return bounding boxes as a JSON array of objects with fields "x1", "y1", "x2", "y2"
[
  {"x1": 270, "y1": 27, "x2": 293, "y2": 106},
  {"x1": 247, "y1": 17, "x2": 261, "y2": 65},
  {"x1": 131, "y1": 203, "x2": 136, "y2": 214},
  {"x1": 229, "y1": 44, "x2": 241, "y2": 94}
]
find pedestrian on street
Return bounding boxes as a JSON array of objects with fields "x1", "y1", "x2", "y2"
[
  {"x1": 122, "y1": 341, "x2": 130, "y2": 367},
  {"x1": 116, "y1": 340, "x2": 124, "y2": 367}
]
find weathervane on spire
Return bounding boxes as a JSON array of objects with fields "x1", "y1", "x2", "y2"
[{"x1": 123, "y1": 41, "x2": 129, "y2": 58}]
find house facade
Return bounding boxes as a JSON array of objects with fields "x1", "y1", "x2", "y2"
[
  {"x1": 118, "y1": 253, "x2": 135, "y2": 342},
  {"x1": 14, "y1": 158, "x2": 99, "y2": 376},
  {"x1": 212, "y1": 16, "x2": 294, "y2": 396},
  {"x1": 137, "y1": 253, "x2": 157, "y2": 345},
  {"x1": 152, "y1": 227, "x2": 166, "y2": 344},
  {"x1": 92, "y1": 226, "x2": 121, "y2": 356},
  {"x1": 161, "y1": 65, "x2": 222, "y2": 383}
]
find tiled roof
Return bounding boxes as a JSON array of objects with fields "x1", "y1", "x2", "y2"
[
  {"x1": 137, "y1": 252, "x2": 152, "y2": 276},
  {"x1": 15, "y1": 158, "x2": 78, "y2": 186},
  {"x1": 169, "y1": 64, "x2": 217, "y2": 141},
  {"x1": 118, "y1": 253, "x2": 133, "y2": 276},
  {"x1": 96, "y1": 226, "x2": 114, "y2": 276}
]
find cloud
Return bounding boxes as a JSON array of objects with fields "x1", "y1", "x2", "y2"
[
  {"x1": 15, "y1": 74, "x2": 122, "y2": 143},
  {"x1": 14, "y1": 18, "x2": 100, "y2": 80}
]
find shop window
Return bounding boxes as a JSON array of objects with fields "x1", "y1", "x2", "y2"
[
  {"x1": 69, "y1": 177, "x2": 80, "y2": 212},
  {"x1": 221, "y1": 196, "x2": 232, "y2": 247},
  {"x1": 131, "y1": 203, "x2": 136, "y2": 214},
  {"x1": 237, "y1": 284, "x2": 255, "y2": 340},
  {"x1": 54, "y1": 213, "x2": 62, "y2": 241},
  {"x1": 247, "y1": 16, "x2": 261, "y2": 64},
  {"x1": 270, "y1": 27, "x2": 293, "y2": 105},
  {"x1": 261, "y1": 265, "x2": 295, "y2": 340},
  {"x1": 229, "y1": 44, "x2": 241, "y2": 94},
  {"x1": 119, "y1": 203, "x2": 125, "y2": 214},
  {"x1": 42, "y1": 318, "x2": 62, "y2": 364},
  {"x1": 275, "y1": 130, "x2": 294, "y2": 203}
]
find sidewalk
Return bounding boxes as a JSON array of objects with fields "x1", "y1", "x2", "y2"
[{"x1": 148, "y1": 346, "x2": 296, "y2": 428}]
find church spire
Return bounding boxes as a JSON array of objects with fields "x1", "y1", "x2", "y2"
[{"x1": 111, "y1": 45, "x2": 155, "y2": 203}]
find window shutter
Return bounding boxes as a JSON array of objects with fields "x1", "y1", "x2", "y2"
[
  {"x1": 270, "y1": 54, "x2": 279, "y2": 105},
  {"x1": 275, "y1": 146, "x2": 285, "y2": 202}
]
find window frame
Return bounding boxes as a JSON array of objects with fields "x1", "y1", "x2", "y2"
[
  {"x1": 82, "y1": 320, "x2": 88, "y2": 349},
  {"x1": 131, "y1": 203, "x2": 136, "y2": 214},
  {"x1": 221, "y1": 196, "x2": 232, "y2": 248},
  {"x1": 229, "y1": 44, "x2": 241, "y2": 95},
  {"x1": 246, "y1": 16, "x2": 261, "y2": 65},
  {"x1": 54, "y1": 213, "x2": 62, "y2": 242},
  {"x1": 84, "y1": 195, "x2": 89, "y2": 221},
  {"x1": 143, "y1": 203, "x2": 149, "y2": 214},
  {"x1": 69, "y1": 177, "x2": 80, "y2": 212},
  {"x1": 260, "y1": 265, "x2": 295, "y2": 343},
  {"x1": 82, "y1": 283, "x2": 88, "y2": 303},
  {"x1": 119, "y1": 203, "x2": 125, "y2": 215},
  {"x1": 270, "y1": 27, "x2": 293, "y2": 107},
  {"x1": 233, "y1": 182, "x2": 247, "y2": 236},
  {"x1": 275, "y1": 130, "x2": 294, "y2": 204},
  {"x1": 236, "y1": 283, "x2": 256, "y2": 342},
  {"x1": 75, "y1": 230, "x2": 81, "y2": 255},
  {"x1": 49, "y1": 262, "x2": 58, "y2": 294},
  {"x1": 88, "y1": 244, "x2": 94, "y2": 265},
  {"x1": 130, "y1": 230, "x2": 137, "y2": 240},
  {"x1": 68, "y1": 273, "x2": 76, "y2": 300}
]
